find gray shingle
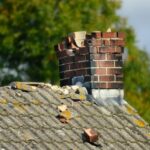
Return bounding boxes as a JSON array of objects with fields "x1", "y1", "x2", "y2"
[{"x1": 0, "y1": 83, "x2": 150, "y2": 150}]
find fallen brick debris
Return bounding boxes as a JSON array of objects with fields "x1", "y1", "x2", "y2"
[{"x1": 84, "y1": 128, "x2": 99, "y2": 143}]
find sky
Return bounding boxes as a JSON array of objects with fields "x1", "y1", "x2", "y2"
[{"x1": 118, "y1": 0, "x2": 150, "y2": 53}]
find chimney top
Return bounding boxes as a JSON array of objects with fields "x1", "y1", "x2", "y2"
[{"x1": 55, "y1": 31, "x2": 125, "y2": 104}]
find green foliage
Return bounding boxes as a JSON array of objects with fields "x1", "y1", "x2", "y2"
[
  {"x1": 0, "y1": 0, "x2": 150, "y2": 123},
  {"x1": 0, "y1": 0, "x2": 121, "y2": 84}
]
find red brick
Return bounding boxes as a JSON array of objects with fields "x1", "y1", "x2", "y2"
[
  {"x1": 59, "y1": 64, "x2": 70, "y2": 71},
  {"x1": 98, "y1": 47, "x2": 122, "y2": 53},
  {"x1": 102, "y1": 32, "x2": 117, "y2": 38},
  {"x1": 78, "y1": 47, "x2": 88, "y2": 55},
  {"x1": 99, "y1": 76, "x2": 114, "y2": 81},
  {"x1": 75, "y1": 69, "x2": 87, "y2": 76},
  {"x1": 103, "y1": 40, "x2": 110, "y2": 46},
  {"x1": 116, "y1": 74, "x2": 123, "y2": 81},
  {"x1": 95, "y1": 68, "x2": 106, "y2": 75},
  {"x1": 61, "y1": 56, "x2": 74, "y2": 64},
  {"x1": 115, "y1": 53, "x2": 122, "y2": 61},
  {"x1": 63, "y1": 71, "x2": 75, "y2": 78},
  {"x1": 71, "y1": 62, "x2": 89, "y2": 69},
  {"x1": 107, "y1": 82, "x2": 123, "y2": 89},
  {"x1": 110, "y1": 40, "x2": 125, "y2": 46},
  {"x1": 91, "y1": 39, "x2": 103, "y2": 46},
  {"x1": 115, "y1": 61, "x2": 123, "y2": 67},
  {"x1": 117, "y1": 32, "x2": 125, "y2": 38},
  {"x1": 57, "y1": 50, "x2": 67, "y2": 58},
  {"x1": 74, "y1": 55, "x2": 87, "y2": 61},
  {"x1": 92, "y1": 82, "x2": 107, "y2": 88},
  {"x1": 91, "y1": 31, "x2": 102, "y2": 38},
  {"x1": 90, "y1": 54, "x2": 106, "y2": 60},
  {"x1": 116, "y1": 47, "x2": 124, "y2": 53},
  {"x1": 107, "y1": 68, "x2": 122, "y2": 75},
  {"x1": 84, "y1": 128, "x2": 99, "y2": 143},
  {"x1": 98, "y1": 61, "x2": 114, "y2": 67},
  {"x1": 89, "y1": 46, "x2": 98, "y2": 53},
  {"x1": 91, "y1": 75, "x2": 99, "y2": 81},
  {"x1": 106, "y1": 54, "x2": 116, "y2": 60}
]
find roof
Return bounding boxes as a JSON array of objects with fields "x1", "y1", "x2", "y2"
[{"x1": 0, "y1": 82, "x2": 150, "y2": 150}]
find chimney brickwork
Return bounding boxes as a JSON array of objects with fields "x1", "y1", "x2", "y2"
[{"x1": 55, "y1": 31, "x2": 125, "y2": 101}]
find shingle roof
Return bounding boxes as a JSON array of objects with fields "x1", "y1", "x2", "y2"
[{"x1": 0, "y1": 82, "x2": 150, "y2": 150}]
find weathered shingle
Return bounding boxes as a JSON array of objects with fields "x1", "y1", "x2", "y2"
[{"x1": 0, "y1": 83, "x2": 150, "y2": 150}]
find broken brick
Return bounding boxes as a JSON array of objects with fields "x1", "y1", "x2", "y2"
[{"x1": 84, "y1": 128, "x2": 99, "y2": 143}]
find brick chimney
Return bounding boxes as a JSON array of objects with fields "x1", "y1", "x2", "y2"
[{"x1": 55, "y1": 30, "x2": 125, "y2": 101}]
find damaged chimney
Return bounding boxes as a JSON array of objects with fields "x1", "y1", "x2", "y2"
[{"x1": 55, "y1": 30, "x2": 125, "y2": 101}]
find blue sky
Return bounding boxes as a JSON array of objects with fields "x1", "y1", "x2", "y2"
[{"x1": 118, "y1": 0, "x2": 150, "y2": 53}]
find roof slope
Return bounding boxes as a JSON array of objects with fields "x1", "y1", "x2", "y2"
[{"x1": 0, "y1": 82, "x2": 150, "y2": 150}]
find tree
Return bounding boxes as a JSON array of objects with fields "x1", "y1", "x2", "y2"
[{"x1": 0, "y1": 0, "x2": 150, "y2": 122}]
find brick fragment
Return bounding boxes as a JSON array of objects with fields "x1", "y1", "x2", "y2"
[{"x1": 84, "y1": 128, "x2": 99, "y2": 143}]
